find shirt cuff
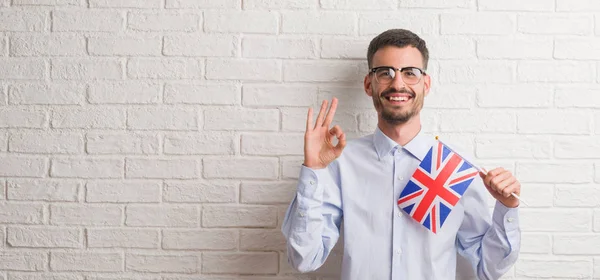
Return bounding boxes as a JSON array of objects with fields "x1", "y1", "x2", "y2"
[
  {"x1": 298, "y1": 165, "x2": 330, "y2": 197},
  {"x1": 492, "y1": 200, "x2": 520, "y2": 232}
]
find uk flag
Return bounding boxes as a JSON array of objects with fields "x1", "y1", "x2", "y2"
[{"x1": 397, "y1": 141, "x2": 479, "y2": 234}]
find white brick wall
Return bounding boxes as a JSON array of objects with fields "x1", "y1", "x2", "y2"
[{"x1": 0, "y1": 1, "x2": 597, "y2": 279}]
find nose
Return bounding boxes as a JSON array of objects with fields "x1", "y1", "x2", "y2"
[{"x1": 390, "y1": 71, "x2": 407, "y2": 89}]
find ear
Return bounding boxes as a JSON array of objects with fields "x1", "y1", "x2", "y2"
[
  {"x1": 364, "y1": 73, "x2": 373, "y2": 97},
  {"x1": 423, "y1": 73, "x2": 431, "y2": 97}
]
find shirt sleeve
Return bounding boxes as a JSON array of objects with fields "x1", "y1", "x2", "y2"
[
  {"x1": 281, "y1": 164, "x2": 343, "y2": 273},
  {"x1": 456, "y1": 178, "x2": 521, "y2": 280}
]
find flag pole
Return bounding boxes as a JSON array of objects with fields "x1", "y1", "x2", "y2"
[{"x1": 435, "y1": 136, "x2": 529, "y2": 207}]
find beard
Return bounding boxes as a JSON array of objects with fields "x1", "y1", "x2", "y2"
[{"x1": 372, "y1": 86, "x2": 424, "y2": 125}]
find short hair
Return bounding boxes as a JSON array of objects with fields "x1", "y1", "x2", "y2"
[{"x1": 367, "y1": 29, "x2": 429, "y2": 70}]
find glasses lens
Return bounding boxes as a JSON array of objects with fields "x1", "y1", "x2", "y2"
[
  {"x1": 375, "y1": 68, "x2": 395, "y2": 84},
  {"x1": 401, "y1": 68, "x2": 422, "y2": 84}
]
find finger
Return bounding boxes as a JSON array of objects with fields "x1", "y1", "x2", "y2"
[
  {"x1": 486, "y1": 167, "x2": 505, "y2": 177},
  {"x1": 489, "y1": 171, "x2": 513, "y2": 193},
  {"x1": 327, "y1": 125, "x2": 342, "y2": 144},
  {"x1": 314, "y1": 100, "x2": 328, "y2": 130},
  {"x1": 335, "y1": 132, "x2": 346, "y2": 154},
  {"x1": 306, "y1": 107, "x2": 313, "y2": 132},
  {"x1": 501, "y1": 181, "x2": 520, "y2": 198},
  {"x1": 494, "y1": 176, "x2": 517, "y2": 197},
  {"x1": 322, "y1": 98, "x2": 338, "y2": 128}
]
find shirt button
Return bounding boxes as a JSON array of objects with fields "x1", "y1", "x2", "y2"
[
  {"x1": 396, "y1": 249, "x2": 402, "y2": 255},
  {"x1": 397, "y1": 175, "x2": 403, "y2": 180},
  {"x1": 507, "y1": 217, "x2": 514, "y2": 223},
  {"x1": 299, "y1": 212, "x2": 305, "y2": 217},
  {"x1": 309, "y1": 180, "x2": 315, "y2": 185},
  {"x1": 397, "y1": 212, "x2": 402, "y2": 217}
]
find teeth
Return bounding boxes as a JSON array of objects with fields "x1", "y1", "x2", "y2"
[{"x1": 389, "y1": 96, "x2": 408, "y2": 101}]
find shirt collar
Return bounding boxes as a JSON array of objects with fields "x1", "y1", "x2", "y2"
[{"x1": 373, "y1": 126, "x2": 433, "y2": 162}]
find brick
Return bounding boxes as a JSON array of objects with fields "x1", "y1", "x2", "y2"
[
  {"x1": 241, "y1": 181, "x2": 296, "y2": 204},
  {"x1": 0, "y1": 130, "x2": 6, "y2": 151},
  {"x1": 518, "y1": 15, "x2": 592, "y2": 35},
  {"x1": 204, "y1": 108, "x2": 278, "y2": 131},
  {"x1": 166, "y1": 0, "x2": 239, "y2": 8},
  {"x1": 240, "y1": 229, "x2": 285, "y2": 251},
  {"x1": 7, "y1": 179, "x2": 79, "y2": 202},
  {"x1": 164, "y1": 35, "x2": 237, "y2": 57},
  {"x1": 206, "y1": 58, "x2": 280, "y2": 81},
  {"x1": 86, "y1": 181, "x2": 160, "y2": 203},
  {"x1": 360, "y1": 12, "x2": 438, "y2": 35},
  {"x1": 425, "y1": 85, "x2": 475, "y2": 108},
  {"x1": 441, "y1": 13, "x2": 514, "y2": 35},
  {"x1": 517, "y1": 111, "x2": 590, "y2": 134},
  {"x1": 128, "y1": 12, "x2": 199, "y2": 32},
  {"x1": 555, "y1": 235, "x2": 600, "y2": 255},
  {"x1": 243, "y1": 85, "x2": 317, "y2": 107},
  {"x1": 555, "y1": 185, "x2": 600, "y2": 207},
  {"x1": 53, "y1": 10, "x2": 123, "y2": 32},
  {"x1": 438, "y1": 61, "x2": 513, "y2": 84},
  {"x1": 0, "y1": 203, "x2": 43, "y2": 224},
  {"x1": 164, "y1": 132, "x2": 235, "y2": 155},
  {"x1": 557, "y1": 0, "x2": 600, "y2": 11},
  {"x1": 88, "y1": 228, "x2": 159, "y2": 248},
  {"x1": 477, "y1": 85, "x2": 552, "y2": 108},
  {"x1": 517, "y1": 184, "x2": 553, "y2": 208},
  {"x1": 477, "y1": 37, "x2": 552, "y2": 59},
  {"x1": 516, "y1": 259, "x2": 591, "y2": 278},
  {"x1": 50, "y1": 205, "x2": 121, "y2": 226},
  {"x1": 521, "y1": 209, "x2": 591, "y2": 232},
  {"x1": 204, "y1": 158, "x2": 278, "y2": 179},
  {"x1": 126, "y1": 158, "x2": 199, "y2": 179},
  {"x1": 127, "y1": 58, "x2": 202, "y2": 79},
  {"x1": 89, "y1": 36, "x2": 161, "y2": 56},
  {"x1": 0, "y1": 156, "x2": 46, "y2": 177},
  {"x1": 203, "y1": 205, "x2": 277, "y2": 227},
  {"x1": 51, "y1": 58, "x2": 123, "y2": 80},
  {"x1": 399, "y1": 0, "x2": 471, "y2": 8},
  {"x1": 243, "y1": 0, "x2": 316, "y2": 9},
  {"x1": 86, "y1": 275, "x2": 159, "y2": 280},
  {"x1": 52, "y1": 108, "x2": 124, "y2": 129},
  {"x1": 126, "y1": 254, "x2": 197, "y2": 273},
  {"x1": 283, "y1": 12, "x2": 355, "y2": 35},
  {"x1": 9, "y1": 83, "x2": 85, "y2": 105},
  {"x1": 281, "y1": 156, "x2": 303, "y2": 179},
  {"x1": 51, "y1": 158, "x2": 123, "y2": 179},
  {"x1": 594, "y1": 210, "x2": 600, "y2": 231},
  {"x1": 555, "y1": 136, "x2": 600, "y2": 159},
  {"x1": 11, "y1": 34, "x2": 85, "y2": 56},
  {"x1": 0, "y1": 58, "x2": 46, "y2": 80},
  {"x1": 0, "y1": 108, "x2": 46, "y2": 128},
  {"x1": 127, "y1": 108, "x2": 198, "y2": 130},
  {"x1": 475, "y1": 136, "x2": 551, "y2": 159},
  {"x1": 51, "y1": 252, "x2": 122, "y2": 272},
  {"x1": 86, "y1": 132, "x2": 159, "y2": 155},
  {"x1": 321, "y1": 0, "x2": 395, "y2": 9},
  {"x1": 88, "y1": 81, "x2": 159, "y2": 104},
  {"x1": 439, "y1": 111, "x2": 515, "y2": 133},
  {"x1": 281, "y1": 108, "x2": 314, "y2": 132},
  {"x1": 9, "y1": 131, "x2": 82, "y2": 154},
  {"x1": 242, "y1": 133, "x2": 303, "y2": 156},
  {"x1": 7, "y1": 273, "x2": 83, "y2": 280},
  {"x1": 202, "y1": 253, "x2": 277, "y2": 274},
  {"x1": 243, "y1": 37, "x2": 316, "y2": 59},
  {"x1": 206, "y1": 11, "x2": 277, "y2": 34},
  {"x1": 555, "y1": 38, "x2": 600, "y2": 60},
  {"x1": 517, "y1": 163, "x2": 592, "y2": 183},
  {"x1": 7, "y1": 227, "x2": 80, "y2": 248},
  {"x1": 126, "y1": 205, "x2": 198, "y2": 227},
  {"x1": 0, "y1": 252, "x2": 46, "y2": 271},
  {"x1": 163, "y1": 181, "x2": 237, "y2": 203},
  {"x1": 557, "y1": 86, "x2": 600, "y2": 108},
  {"x1": 14, "y1": 0, "x2": 81, "y2": 5},
  {"x1": 423, "y1": 36, "x2": 475, "y2": 60},
  {"x1": 320, "y1": 38, "x2": 368, "y2": 59},
  {"x1": 0, "y1": 11, "x2": 45, "y2": 32},
  {"x1": 162, "y1": 229, "x2": 237, "y2": 250},
  {"x1": 90, "y1": 0, "x2": 161, "y2": 8},
  {"x1": 521, "y1": 233, "x2": 551, "y2": 254},
  {"x1": 164, "y1": 83, "x2": 240, "y2": 105},
  {"x1": 479, "y1": 0, "x2": 553, "y2": 11},
  {"x1": 0, "y1": 36, "x2": 6, "y2": 56},
  {"x1": 284, "y1": 61, "x2": 363, "y2": 82}
]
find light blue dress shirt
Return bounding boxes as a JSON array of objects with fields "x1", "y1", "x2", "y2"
[{"x1": 281, "y1": 127, "x2": 521, "y2": 280}]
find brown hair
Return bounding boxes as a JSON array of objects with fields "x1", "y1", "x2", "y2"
[{"x1": 367, "y1": 29, "x2": 429, "y2": 70}]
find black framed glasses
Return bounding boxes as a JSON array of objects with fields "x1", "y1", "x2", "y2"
[{"x1": 369, "y1": 66, "x2": 426, "y2": 85}]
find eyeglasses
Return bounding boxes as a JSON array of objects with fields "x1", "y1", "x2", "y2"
[{"x1": 369, "y1": 66, "x2": 426, "y2": 85}]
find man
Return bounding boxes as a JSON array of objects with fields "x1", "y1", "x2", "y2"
[{"x1": 281, "y1": 29, "x2": 521, "y2": 280}]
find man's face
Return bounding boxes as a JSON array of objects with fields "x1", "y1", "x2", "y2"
[{"x1": 364, "y1": 46, "x2": 431, "y2": 125}]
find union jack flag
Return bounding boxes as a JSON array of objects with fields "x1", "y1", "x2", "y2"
[{"x1": 397, "y1": 140, "x2": 479, "y2": 234}]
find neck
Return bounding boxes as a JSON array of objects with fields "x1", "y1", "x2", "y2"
[{"x1": 377, "y1": 114, "x2": 422, "y2": 146}]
